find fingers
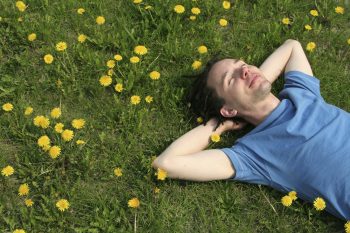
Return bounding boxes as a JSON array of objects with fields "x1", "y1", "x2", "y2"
[{"x1": 229, "y1": 119, "x2": 247, "y2": 130}]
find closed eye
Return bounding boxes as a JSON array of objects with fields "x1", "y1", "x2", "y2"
[
  {"x1": 227, "y1": 62, "x2": 247, "y2": 86},
  {"x1": 229, "y1": 74, "x2": 234, "y2": 85}
]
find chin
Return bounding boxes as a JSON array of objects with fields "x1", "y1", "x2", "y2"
[{"x1": 254, "y1": 80, "x2": 271, "y2": 100}]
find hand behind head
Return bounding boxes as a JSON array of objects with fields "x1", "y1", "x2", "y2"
[{"x1": 221, "y1": 119, "x2": 247, "y2": 132}]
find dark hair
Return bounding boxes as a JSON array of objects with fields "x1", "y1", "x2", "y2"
[{"x1": 186, "y1": 57, "x2": 244, "y2": 131}]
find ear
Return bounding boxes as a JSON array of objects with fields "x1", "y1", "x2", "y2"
[{"x1": 220, "y1": 106, "x2": 237, "y2": 118}]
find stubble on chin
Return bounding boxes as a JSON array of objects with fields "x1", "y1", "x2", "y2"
[{"x1": 253, "y1": 79, "x2": 271, "y2": 102}]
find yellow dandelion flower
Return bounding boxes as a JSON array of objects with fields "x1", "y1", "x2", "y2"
[
  {"x1": 223, "y1": 1, "x2": 231, "y2": 9},
  {"x1": 49, "y1": 146, "x2": 61, "y2": 159},
  {"x1": 108, "y1": 69, "x2": 114, "y2": 76},
  {"x1": 313, "y1": 197, "x2": 326, "y2": 211},
  {"x1": 145, "y1": 5, "x2": 152, "y2": 10},
  {"x1": 130, "y1": 95, "x2": 141, "y2": 105},
  {"x1": 304, "y1": 24, "x2": 312, "y2": 31},
  {"x1": 345, "y1": 221, "x2": 350, "y2": 233},
  {"x1": 211, "y1": 133, "x2": 220, "y2": 142},
  {"x1": 282, "y1": 17, "x2": 290, "y2": 25},
  {"x1": 156, "y1": 168, "x2": 167, "y2": 180},
  {"x1": 18, "y1": 183, "x2": 29, "y2": 196},
  {"x1": 2, "y1": 103, "x2": 13, "y2": 112},
  {"x1": 56, "y1": 199, "x2": 70, "y2": 211},
  {"x1": 44, "y1": 54, "x2": 54, "y2": 64},
  {"x1": 192, "y1": 60, "x2": 202, "y2": 70},
  {"x1": 134, "y1": 45, "x2": 148, "y2": 55},
  {"x1": 24, "y1": 198, "x2": 34, "y2": 207},
  {"x1": 13, "y1": 229, "x2": 26, "y2": 233},
  {"x1": 41, "y1": 117, "x2": 50, "y2": 128},
  {"x1": 310, "y1": 9, "x2": 319, "y2": 17},
  {"x1": 33, "y1": 115, "x2": 50, "y2": 129},
  {"x1": 191, "y1": 7, "x2": 201, "y2": 15},
  {"x1": 154, "y1": 187, "x2": 160, "y2": 194},
  {"x1": 38, "y1": 135, "x2": 50, "y2": 147},
  {"x1": 16, "y1": 1, "x2": 27, "y2": 12},
  {"x1": 288, "y1": 190, "x2": 298, "y2": 201},
  {"x1": 96, "y1": 16, "x2": 105, "y2": 25},
  {"x1": 99, "y1": 75, "x2": 112, "y2": 87},
  {"x1": 149, "y1": 71, "x2": 160, "y2": 80},
  {"x1": 174, "y1": 5, "x2": 185, "y2": 14},
  {"x1": 77, "y1": 8, "x2": 85, "y2": 14},
  {"x1": 114, "y1": 167, "x2": 123, "y2": 177},
  {"x1": 347, "y1": 38, "x2": 350, "y2": 45},
  {"x1": 107, "y1": 60, "x2": 115, "y2": 68},
  {"x1": 128, "y1": 198, "x2": 140, "y2": 208},
  {"x1": 42, "y1": 144, "x2": 51, "y2": 152},
  {"x1": 130, "y1": 56, "x2": 140, "y2": 63},
  {"x1": 24, "y1": 107, "x2": 33, "y2": 115},
  {"x1": 55, "y1": 123, "x2": 64, "y2": 133},
  {"x1": 72, "y1": 119, "x2": 85, "y2": 129},
  {"x1": 77, "y1": 34, "x2": 87, "y2": 43},
  {"x1": 1, "y1": 165, "x2": 14, "y2": 176},
  {"x1": 28, "y1": 33, "x2": 36, "y2": 42},
  {"x1": 190, "y1": 15, "x2": 196, "y2": 20},
  {"x1": 306, "y1": 42, "x2": 316, "y2": 52},
  {"x1": 145, "y1": 95, "x2": 153, "y2": 103},
  {"x1": 335, "y1": 6, "x2": 344, "y2": 14},
  {"x1": 33, "y1": 116, "x2": 50, "y2": 128},
  {"x1": 76, "y1": 139, "x2": 85, "y2": 145},
  {"x1": 196, "y1": 116, "x2": 203, "y2": 123},
  {"x1": 50, "y1": 107, "x2": 61, "y2": 119},
  {"x1": 134, "y1": 0, "x2": 142, "y2": 3},
  {"x1": 33, "y1": 115, "x2": 44, "y2": 126},
  {"x1": 219, "y1": 18, "x2": 228, "y2": 27},
  {"x1": 56, "y1": 42, "x2": 67, "y2": 52},
  {"x1": 198, "y1": 45, "x2": 208, "y2": 54},
  {"x1": 114, "y1": 54, "x2": 123, "y2": 61},
  {"x1": 61, "y1": 129, "x2": 74, "y2": 142},
  {"x1": 281, "y1": 195, "x2": 293, "y2": 207},
  {"x1": 115, "y1": 83, "x2": 124, "y2": 93}
]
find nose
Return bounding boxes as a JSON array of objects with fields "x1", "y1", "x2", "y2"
[{"x1": 241, "y1": 66, "x2": 249, "y2": 80}]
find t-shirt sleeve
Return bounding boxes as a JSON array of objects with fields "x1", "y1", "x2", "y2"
[
  {"x1": 220, "y1": 147, "x2": 271, "y2": 186},
  {"x1": 282, "y1": 71, "x2": 321, "y2": 97}
]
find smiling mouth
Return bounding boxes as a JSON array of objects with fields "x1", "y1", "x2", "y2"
[{"x1": 249, "y1": 75, "x2": 259, "y2": 88}]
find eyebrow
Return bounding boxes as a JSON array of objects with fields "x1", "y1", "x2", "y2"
[{"x1": 221, "y1": 59, "x2": 241, "y2": 85}]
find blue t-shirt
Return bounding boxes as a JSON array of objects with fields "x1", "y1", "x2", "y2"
[{"x1": 220, "y1": 71, "x2": 350, "y2": 220}]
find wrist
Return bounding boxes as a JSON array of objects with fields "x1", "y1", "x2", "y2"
[
  {"x1": 215, "y1": 123, "x2": 227, "y2": 135},
  {"x1": 207, "y1": 118, "x2": 225, "y2": 135}
]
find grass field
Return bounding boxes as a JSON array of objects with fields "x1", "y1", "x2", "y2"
[{"x1": 1, "y1": 0, "x2": 350, "y2": 232}]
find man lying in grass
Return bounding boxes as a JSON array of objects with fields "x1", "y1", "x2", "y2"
[{"x1": 152, "y1": 39, "x2": 350, "y2": 220}]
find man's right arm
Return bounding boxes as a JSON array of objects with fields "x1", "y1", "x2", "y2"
[
  {"x1": 151, "y1": 119, "x2": 245, "y2": 182},
  {"x1": 259, "y1": 39, "x2": 313, "y2": 83}
]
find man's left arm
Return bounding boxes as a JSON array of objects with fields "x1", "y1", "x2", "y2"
[{"x1": 259, "y1": 39, "x2": 313, "y2": 83}]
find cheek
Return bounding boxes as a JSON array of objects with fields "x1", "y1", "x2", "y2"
[
  {"x1": 250, "y1": 67, "x2": 260, "y2": 73},
  {"x1": 229, "y1": 86, "x2": 244, "y2": 100}
]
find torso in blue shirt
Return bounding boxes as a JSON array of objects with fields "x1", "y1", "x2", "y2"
[{"x1": 221, "y1": 71, "x2": 350, "y2": 220}]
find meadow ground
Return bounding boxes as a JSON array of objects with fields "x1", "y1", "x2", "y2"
[{"x1": 0, "y1": 0, "x2": 350, "y2": 232}]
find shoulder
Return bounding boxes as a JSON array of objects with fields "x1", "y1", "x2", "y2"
[{"x1": 282, "y1": 71, "x2": 321, "y2": 98}]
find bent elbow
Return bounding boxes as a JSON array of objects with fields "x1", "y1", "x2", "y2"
[
  {"x1": 285, "y1": 39, "x2": 301, "y2": 47},
  {"x1": 152, "y1": 156, "x2": 170, "y2": 170},
  {"x1": 152, "y1": 157, "x2": 160, "y2": 169},
  {"x1": 152, "y1": 156, "x2": 178, "y2": 179}
]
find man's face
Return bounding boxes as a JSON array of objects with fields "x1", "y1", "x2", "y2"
[{"x1": 207, "y1": 58, "x2": 272, "y2": 116}]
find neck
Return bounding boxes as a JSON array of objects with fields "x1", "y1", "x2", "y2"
[{"x1": 240, "y1": 93, "x2": 280, "y2": 126}]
